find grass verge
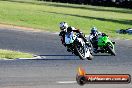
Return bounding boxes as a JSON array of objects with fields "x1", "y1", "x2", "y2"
[
  {"x1": 0, "y1": 49, "x2": 33, "y2": 59},
  {"x1": 0, "y1": 0, "x2": 131, "y2": 39}
]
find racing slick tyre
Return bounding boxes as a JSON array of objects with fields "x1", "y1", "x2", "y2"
[
  {"x1": 87, "y1": 54, "x2": 93, "y2": 60},
  {"x1": 108, "y1": 45, "x2": 116, "y2": 56}
]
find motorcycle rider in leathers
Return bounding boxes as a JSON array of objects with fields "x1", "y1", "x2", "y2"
[
  {"x1": 59, "y1": 22, "x2": 89, "y2": 52},
  {"x1": 89, "y1": 27, "x2": 107, "y2": 53}
]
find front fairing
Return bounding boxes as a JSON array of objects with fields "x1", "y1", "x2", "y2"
[
  {"x1": 65, "y1": 32, "x2": 76, "y2": 44},
  {"x1": 98, "y1": 36, "x2": 111, "y2": 47}
]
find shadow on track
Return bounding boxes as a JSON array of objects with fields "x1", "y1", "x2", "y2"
[
  {"x1": 38, "y1": 54, "x2": 81, "y2": 60},
  {"x1": 39, "y1": 55, "x2": 75, "y2": 56},
  {"x1": 35, "y1": 58, "x2": 81, "y2": 60},
  {"x1": 17, "y1": 55, "x2": 81, "y2": 60},
  {"x1": 93, "y1": 54, "x2": 112, "y2": 56},
  {"x1": 17, "y1": 58, "x2": 81, "y2": 61}
]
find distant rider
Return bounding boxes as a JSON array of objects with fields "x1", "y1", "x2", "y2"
[
  {"x1": 89, "y1": 27, "x2": 107, "y2": 53},
  {"x1": 59, "y1": 22, "x2": 89, "y2": 52}
]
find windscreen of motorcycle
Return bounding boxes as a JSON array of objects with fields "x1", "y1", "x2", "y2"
[{"x1": 65, "y1": 32, "x2": 76, "y2": 44}]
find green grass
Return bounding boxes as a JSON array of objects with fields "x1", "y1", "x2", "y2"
[
  {"x1": 0, "y1": 0, "x2": 132, "y2": 39},
  {"x1": 0, "y1": 49, "x2": 33, "y2": 59}
]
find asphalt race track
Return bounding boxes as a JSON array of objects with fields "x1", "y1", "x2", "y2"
[{"x1": 0, "y1": 27, "x2": 132, "y2": 88}]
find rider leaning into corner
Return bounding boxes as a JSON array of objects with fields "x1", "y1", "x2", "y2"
[
  {"x1": 89, "y1": 27, "x2": 108, "y2": 53},
  {"x1": 59, "y1": 22, "x2": 90, "y2": 52}
]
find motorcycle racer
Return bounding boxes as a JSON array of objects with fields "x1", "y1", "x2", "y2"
[
  {"x1": 89, "y1": 27, "x2": 107, "y2": 53},
  {"x1": 59, "y1": 22, "x2": 89, "y2": 52}
]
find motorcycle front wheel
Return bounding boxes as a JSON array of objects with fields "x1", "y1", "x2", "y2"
[
  {"x1": 107, "y1": 43, "x2": 116, "y2": 56},
  {"x1": 75, "y1": 43, "x2": 85, "y2": 60},
  {"x1": 87, "y1": 54, "x2": 93, "y2": 60}
]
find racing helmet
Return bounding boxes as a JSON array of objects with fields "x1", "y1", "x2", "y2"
[
  {"x1": 91, "y1": 27, "x2": 98, "y2": 36},
  {"x1": 59, "y1": 22, "x2": 68, "y2": 31}
]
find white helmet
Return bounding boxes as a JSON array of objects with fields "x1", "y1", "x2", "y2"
[{"x1": 59, "y1": 22, "x2": 68, "y2": 31}]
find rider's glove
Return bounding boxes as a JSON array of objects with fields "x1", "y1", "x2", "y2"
[{"x1": 102, "y1": 33, "x2": 107, "y2": 36}]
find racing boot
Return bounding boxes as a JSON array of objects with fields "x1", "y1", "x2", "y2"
[
  {"x1": 93, "y1": 48, "x2": 98, "y2": 53},
  {"x1": 67, "y1": 48, "x2": 71, "y2": 52},
  {"x1": 66, "y1": 45, "x2": 71, "y2": 52}
]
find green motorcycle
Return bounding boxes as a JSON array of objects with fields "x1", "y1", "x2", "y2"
[{"x1": 97, "y1": 35, "x2": 116, "y2": 56}]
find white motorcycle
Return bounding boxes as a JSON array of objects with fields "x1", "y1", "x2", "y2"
[{"x1": 64, "y1": 31, "x2": 93, "y2": 60}]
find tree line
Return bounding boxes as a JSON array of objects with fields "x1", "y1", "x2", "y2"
[{"x1": 39, "y1": 0, "x2": 132, "y2": 9}]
